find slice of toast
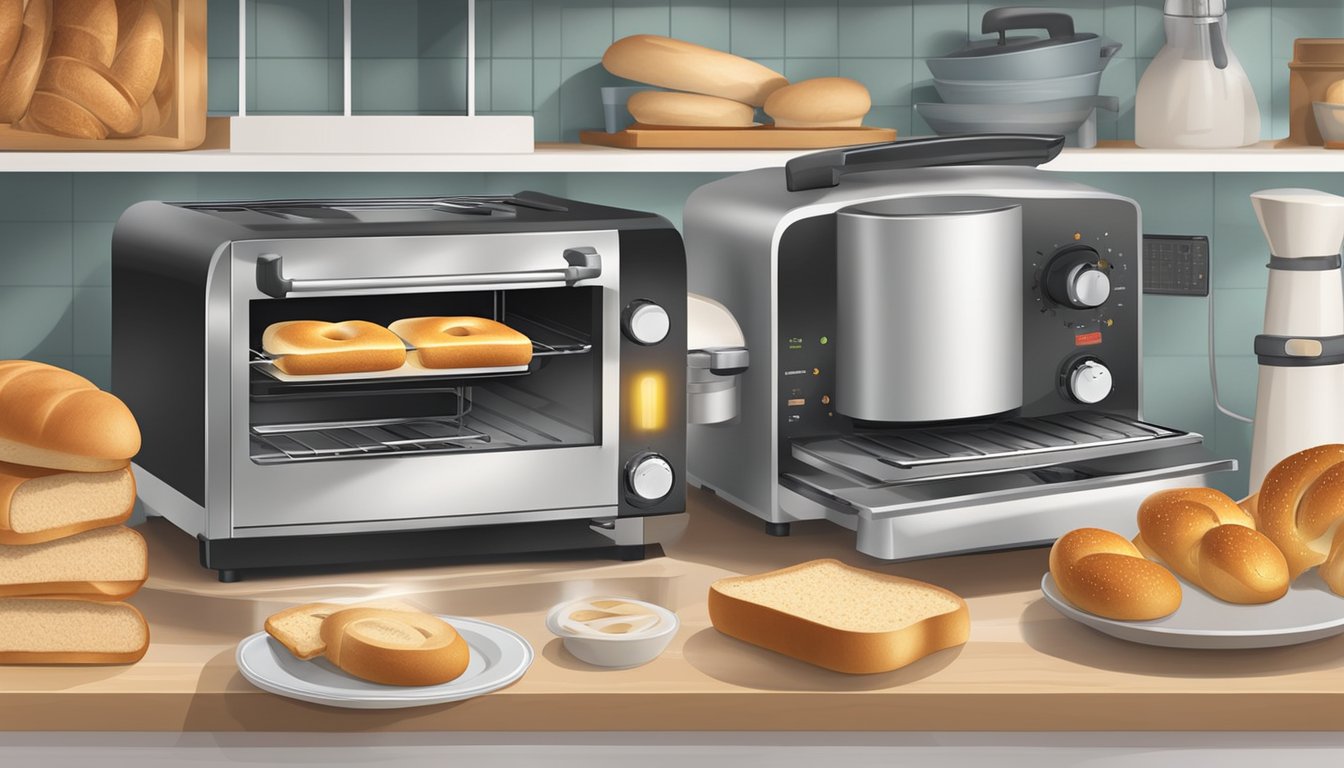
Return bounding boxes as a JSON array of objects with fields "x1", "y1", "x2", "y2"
[
  {"x1": 708, "y1": 558, "x2": 969, "y2": 674},
  {"x1": 264, "y1": 598, "x2": 425, "y2": 660},
  {"x1": 0, "y1": 598, "x2": 149, "y2": 664}
]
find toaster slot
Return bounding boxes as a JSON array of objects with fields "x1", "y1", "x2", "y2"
[{"x1": 790, "y1": 412, "x2": 1201, "y2": 485}]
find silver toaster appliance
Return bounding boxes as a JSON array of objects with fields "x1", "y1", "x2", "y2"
[
  {"x1": 111, "y1": 193, "x2": 728, "y2": 581},
  {"x1": 684, "y1": 136, "x2": 1234, "y2": 560}
]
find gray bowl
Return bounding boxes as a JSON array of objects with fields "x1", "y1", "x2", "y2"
[
  {"x1": 916, "y1": 96, "x2": 1119, "y2": 148},
  {"x1": 933, "y1": 70, "x2": 1102, "y2": 105},
  {"x1": 927, "y1": 40, "x2": 1120, "y2": 82}
]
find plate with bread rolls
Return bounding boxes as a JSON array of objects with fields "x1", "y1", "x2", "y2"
[
  {"x1": 1042, "y1": 445, "x2": 1344, "y2": 649},
  {"x1": 237, "y1": 600, "x2": 533, "y2": 708}
]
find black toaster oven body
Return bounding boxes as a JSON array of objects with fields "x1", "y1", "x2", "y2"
[{"x1": 111, "y1": 193, "x2": 686, "y2": 579}]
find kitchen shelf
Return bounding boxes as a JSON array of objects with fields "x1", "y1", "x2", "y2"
[{"x1": 0, "y1": 139, "x2": 1337, "y2": 174}]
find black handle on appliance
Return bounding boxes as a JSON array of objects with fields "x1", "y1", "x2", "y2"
[
  {"x1": 982, "y1": 7, "x2": 1076, "y2": 44},
  {"x1": 1208, "y1": 19, "x2": 1229, "y2": 69},
  {"x1": 784, "y1": 135, "x2": 1066, "y2": 192}
]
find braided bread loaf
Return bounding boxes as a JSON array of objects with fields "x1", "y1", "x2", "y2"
[
  {"x1": 1134, "y1": 487, "x2": 1289, "y2": 604},
  {"x1": 1254, "y1": 444, "x2": 1344, "y2": 596}
]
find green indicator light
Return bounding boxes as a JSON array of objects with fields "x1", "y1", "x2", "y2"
[{"x1": 820, "y1": 336, "x2": 829, "y2": 345}]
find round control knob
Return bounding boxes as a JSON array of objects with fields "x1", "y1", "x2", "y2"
[
  {"x1": 627, "y1": 454, "x2": 674, "y2": 501},
  {"x1": 622, "y1": 300, "x2": 670, "y2": 345},
  {"x1": 1067, "y1": 359, "x2": 1113, "y2": 405},
  {"x1": 1044, "y1": 245, "x2": 1111, "y2": 309}
]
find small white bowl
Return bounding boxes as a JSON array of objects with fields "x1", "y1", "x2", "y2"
[
  {"x1": 546, "y1": 596, "x2": 678, "y2": 668},
  {"x1": 1314, "y1": 102, "x2": 1344, "y2": 143}
]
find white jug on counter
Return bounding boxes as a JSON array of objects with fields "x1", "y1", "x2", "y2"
[{"x1": 1135, "y1": 0, "x2": 1259, "y2": 148}]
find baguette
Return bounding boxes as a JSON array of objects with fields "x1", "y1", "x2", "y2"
[
  {"x1": 1049, "y1": 527, "x2": 1182, "y2": 621},
  {"x1": 0, "y1": 360, "x2": 141, "y2": 472},
  {"x1": 0, "y1": 598, "x2": 149, "y2": 664},
  {"x1": 708, "y1": 558, "x2": 969, "y2": 674},
  {"x1": 110, "y1": 0, "x2": 163, "y2": 107},
  {"x1": 0, "y1": 0, "x2": 22, "y2": 84},
  {"x1": 49, "y1": 0, "x2": 116, "y2": 67},
  {"x1": 0, "y1": 0, "x2": 52, "y2": 123},
  {"x1": 0, "y1": 461, "x2": 135, "y2": 545},
  {"x1": 1134, "y1": 487, "x2": 1288, "y2": 604},
  {"x1": 764, "y1": 77, "x2": 871, "y2": 128},
  {"x1": 627, "y1": 91, "x2": 755, "y2": 128},
  {"x1": 602, "y1": 35, "x2": 788, "y2": 107},
  {"x1": 0, "y1": 525, "x2": 147, "y2": 600}
]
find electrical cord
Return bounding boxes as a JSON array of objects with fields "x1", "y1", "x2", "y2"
[{"x1": 1205, "y1": 244, "x2": 1254, "y2": 424}]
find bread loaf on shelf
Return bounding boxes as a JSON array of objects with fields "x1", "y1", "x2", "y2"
[
  {"x1": 1049, "y1": 527, "x2": 1182, "y2": 621},
  {"x1": 708, "y1": 558, "x2": 969, "y2": 674},
  {"x1": 262, "y1": 320, "x2": 408, "y2": 376},
  {"x1": 0, "y1": 0, "x2": 24, "y2": 83},
  {"x1": 602, "y1": 34, "x2": 788, "y2": 107},
  {"x1": 1255, "y1": 444, "x2": 1344, "y2": 595},
  {"x1": 0, "y1": 360, "x2": 140, "y2": 473},
  {"x1": 0, "y1": 461, "x2": 135, "y2": 545},
  {"x1": 389, "y1": 316, "x2": 533, "y2": 370},
  {"x1": 49, "y1": 0, "x2": 117, "y2": 66},
  {"x1": 627, "y1": 90, "x2": 755, "y2": 128},
  {"x1": 1134, "y1": 487, "x2": 1289, "y2": 604},
  {"x1": 764, "y1": 77, "x2": 871, "y2": 128},
  {"x1": 0, "y1": 525, "x2": 147, "y2": 600},
  {"x1": 0, "y1": 597, "x2": 149, "y2": 664}
]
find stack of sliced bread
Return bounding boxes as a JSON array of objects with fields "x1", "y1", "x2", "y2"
[{"x1": 0, "y1": 359, "x2": 148, "y2": 664}]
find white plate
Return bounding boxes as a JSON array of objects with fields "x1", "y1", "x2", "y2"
[
  {"x1": 236, "y1": 616, "x2": 533, "y2": 709},
  {"x1": 1041, "y1": 571, "x2": 1344, "y2": 649}
]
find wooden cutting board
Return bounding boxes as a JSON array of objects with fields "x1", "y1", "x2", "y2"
[{"x1": 580, "y1": 124, "x2": 897, "y2": 149}]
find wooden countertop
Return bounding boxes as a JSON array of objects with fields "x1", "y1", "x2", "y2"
[{"x1": 3, "y1": 487, "x2": 1344, "y2": 732}]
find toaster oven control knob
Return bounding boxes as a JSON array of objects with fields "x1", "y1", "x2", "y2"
[
  {"x1": 623, "y1": 300, "x2": 670, "y2": 345},
  {"x1": 1067, "y1": 359, "x2": 1113, "y2": 405},
  {"x1": 627, "y1": 453, "x2": 675, "y2": 501},
  {"x1": 1045, "y1": 245, "x2": 1111, "y2": 309}
]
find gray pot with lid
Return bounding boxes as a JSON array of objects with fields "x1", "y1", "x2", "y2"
[{"x1": 927, "y1": 7, "x2": 1122, "y2": 81}]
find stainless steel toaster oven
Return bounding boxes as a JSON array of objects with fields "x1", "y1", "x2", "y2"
[{"x1": 112, "y1": 194, "x2": 704, "y2": 581}]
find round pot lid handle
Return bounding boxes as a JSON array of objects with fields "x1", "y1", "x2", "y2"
[{"x1": 982, "y1": 7, "x2": 1076, "y2": 43}]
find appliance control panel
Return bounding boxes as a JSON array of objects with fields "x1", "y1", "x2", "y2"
[
  {"x1": 1142, "y1": 234, "x2": 1209, "y2": 296},
  {"x1": 775, "y1": 197, "x2": 1140, "y2": 449}
]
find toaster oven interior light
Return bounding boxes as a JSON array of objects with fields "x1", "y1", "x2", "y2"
[{"x1": 633, "y1": 373, "x2": 667, "y2": 431}]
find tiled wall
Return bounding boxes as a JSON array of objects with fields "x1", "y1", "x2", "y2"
[{"x1": 208, "y1": 0, "x2": 1344, "y2": 141}]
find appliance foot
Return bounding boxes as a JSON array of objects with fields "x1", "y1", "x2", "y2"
[
  {"x1": 617, "y1": 544, "x2": 647, "y2": 561},
  {"x1": 217, "y1": 569, "x2": 240, "y2": 583},
  {"x1": 765, "y1": 522, "x2": 791, "y2": 537}
]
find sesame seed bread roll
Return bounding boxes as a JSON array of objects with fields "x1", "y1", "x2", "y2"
[
  {"x1": 0, "y1": 598, "x2": 148, "y2": 664},
  {"x1": 1049, "y1": 527, "x2": 1182, "y2": 621},
  {"x1": 764, "y1": 77, "x2": 871, "y2": 128},
  {"x1": 627, "y1": 90, "x2": 755, "y2": 127},
  {"x1": 1134, "y1": 487, "x2": 1288, "y2": 604},
  {"x1": 0, "y1": 461, "x2": 135, "y2": 545},
  {"x1": 0, "y1": 360, "x2": 141, "y2": 473},
  {"x1": 708, "y1": 558, "x2": 969, "y2": 674},
  {"x1": 602, "y1": 34, "x2": 788, "y2": 107},
  {"x1": 1255, "y1": 444, "x2": 1344, "y2": 596}
]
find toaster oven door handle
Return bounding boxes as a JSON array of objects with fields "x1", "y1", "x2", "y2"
[{"x1": 255, "y1": 248, "x2": 603, "y2": 297}]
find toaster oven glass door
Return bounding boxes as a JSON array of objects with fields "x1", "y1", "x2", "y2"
[{"x1": 217, "y1": 232, "x2": 621, "y2": 536}]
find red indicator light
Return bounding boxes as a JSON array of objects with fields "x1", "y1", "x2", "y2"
[{"x1": 1075, "y1": 332, "x2": 1103, "y2": 347}]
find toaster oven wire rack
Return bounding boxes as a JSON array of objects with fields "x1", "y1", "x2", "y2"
[
  {"x1": 248, "y1": 386, "x2": 592, "y2": 464},
  {"x1": 248, "y1": 338, "x2": 591, "y2": 384}
]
